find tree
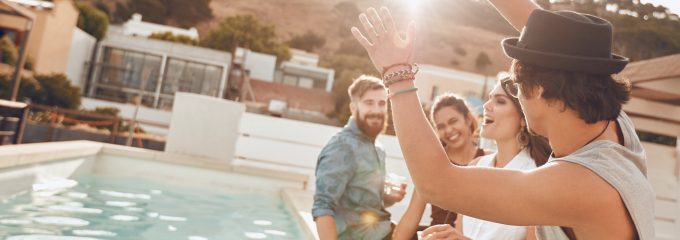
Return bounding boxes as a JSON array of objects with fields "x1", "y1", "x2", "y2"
[
  {"x1": 334, "y1": 1, "x2": 361, "y2": 38},
  {"x1": 164, "y1": 0, "x2": 213, "y2": 28},
  {"x1": 115, "y1": 0, "x2": 212, "y2": 27},
  {"x1": 148, "y1": 32, "x2": 198, "y2": 46},
  {"x1": 113, "y1": 2, "x2": 132, "y2": 23},
  {"x1": 93, "y1": 1, "x2": 110, "y2": 16},
  {"x1": 130, "y1": 0, "x2": 166, "y2": 24},
  {"x1": 337, "y1": 39, "x2": 367, "y2": 56},
  {"x1": 288, "y1": 31, "x2": 326, "y2": 52},
  {"x1": 475, "y1": 51, "x2": 492, "y2": 72},
  {"x1": 32, "y1": 74, "x2": 81, "y2": 109},
  {"x1": 76, "y1": 3, "x2": 109, "y2": 40},
  {"x1": 321, "y1": 53, "x2": 378, "y2": 125},
  {"x1": 475, "y1": 51, "x2": 492, "y2": 100},
  {"x1": 0, "y1": 74, "x2": 39, "y2": 101},
  {"x1": 0, "y1": 36, "x2": 18, "y2": 66},
  {"x1": 200, "y1": 15, "x2": 291, "y2": 61}
]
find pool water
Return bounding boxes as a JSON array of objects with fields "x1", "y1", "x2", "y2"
[{"x1": 0, "y1": 175, "x2": 304, "y2": 239}]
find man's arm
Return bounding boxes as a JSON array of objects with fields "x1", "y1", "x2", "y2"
[
  {"x1": 316, "y1": 216, "x2": 338, "y2": 240},
  {"x1": 487, "y1": 0, "x2": 541, "y2": 30},
  {"x1": 312, "y1": 141, "x2": 354, "y2": 239}
]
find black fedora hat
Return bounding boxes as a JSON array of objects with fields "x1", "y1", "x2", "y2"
[{"x1": 502, "y1": 9, "x2": 628, "y2": 75}]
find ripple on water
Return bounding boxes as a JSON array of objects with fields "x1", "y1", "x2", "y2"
[
  {"x1": 72, "y1": 229, "x2": 118, "y2": 237},
  {"x1": 109, "y1": 215, "x2": 139, "y2": 221},
  {"x1": 7, "y1": 235, "x2": 101, "y2": 240},
  {"x1": 32, "y1": 216, "x2": 89, "y2": 227},
  {"x1": 244, "y1": 232, "x2": 267, "y2": 239}
]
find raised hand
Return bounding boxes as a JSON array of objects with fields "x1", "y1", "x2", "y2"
[
  {"x1": 420, "y1": 224, "x2": 470, "y2": 240},
  {"x1": 351, "y1": 7, "x2": 416, "y2": 74}
]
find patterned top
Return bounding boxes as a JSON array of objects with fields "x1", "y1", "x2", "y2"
[{"x1": 312, "y1": 118, "x2": 391, "y2": 239}]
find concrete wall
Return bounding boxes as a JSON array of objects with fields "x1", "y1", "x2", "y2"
[
  {"x1": 237, "y1": 48, "x2": 276, "y2": 82},
  {"x1": 65, "y1": 28, "x2": 96, "y2": 88},
  {"x1": 165, "y1": 92, "x2": 245, "y2": 161},
  {"x1": 644, "y1": 142, "x2": 680, "y2": 240}
]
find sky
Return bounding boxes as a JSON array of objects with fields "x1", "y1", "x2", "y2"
[{"x1": 639, "y1": 0, "x2": 680, "y2": 15}]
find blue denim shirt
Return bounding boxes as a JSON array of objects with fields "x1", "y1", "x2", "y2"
[{"x1": 312, "y1": 118, "x2": 391, "y2": 239}]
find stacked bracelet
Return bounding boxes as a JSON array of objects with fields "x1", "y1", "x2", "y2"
[
  {"x1": 382, "y1": 63, "x2": 419, "y2": 87},
  {"x1": 381, "y1": 63, "x2": 411, "y2": 77}
]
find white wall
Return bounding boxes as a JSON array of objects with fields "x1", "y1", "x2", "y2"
[
  {"x1": 643, "y1": 142, "x2": 680, "y2": 240},
  {"x1": 65, "y1": 28, "x2": 96, "y2": 88},
  {"x1": 165, "y1": 92, "x2": 245, "y2": 161},
  {"x1": 234, "y1": 113, "x2": 425, "y2": 224},
  {"x1": 237, "y1": 48, "x2": 277, "y2": 82}
]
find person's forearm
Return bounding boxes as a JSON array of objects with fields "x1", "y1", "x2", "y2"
[
  {"x1": 393, "y1": 192, "x2": 426, "y2": 240},
  {"x1": 487, "y1": 0, "x2": 541, "y2": 30},
  {"x1": 315, "y1": 216, "x2": 338, "y2": 240},
  {"x1": 387, "y1": 80, "x2": 453, "y2": 202}
]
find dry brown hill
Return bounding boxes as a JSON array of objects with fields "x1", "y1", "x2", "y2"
[{"x1": 202, "y1": 0, "x2": 517, "y2": 74}]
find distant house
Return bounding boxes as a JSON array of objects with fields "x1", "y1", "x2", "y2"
[
  {"x1": 416, "y1": 64, "x2": 494, "y2": 114},
  {"x1": 85, "y1": 22, "x2": 230, "y2": 110},
  {"x1": 0, "y1": 0, "x2": 78, "y2": 74},
  {"x1": 274, "y1": 49, "x2": 335, "y2": 92},
  {"x1": 238, "y1": 48, "x2": 336, "y2": 123}
]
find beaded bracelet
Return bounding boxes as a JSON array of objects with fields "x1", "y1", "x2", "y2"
[{"x1": 383, "y1": 63, "x2": 419, "y2": 87}]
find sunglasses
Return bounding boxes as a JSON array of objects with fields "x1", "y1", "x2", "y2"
[{"x1": 501, "y1": 78, "x2": 521, "y2": 98}]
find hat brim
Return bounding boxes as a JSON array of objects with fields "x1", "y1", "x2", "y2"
[{"x1": 502, "y1": 38, "x2": 628, "y2": 74}]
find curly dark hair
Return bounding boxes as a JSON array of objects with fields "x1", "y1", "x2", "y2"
[{"x1": 510, "y1": 60, "x2": 631, "y2": 124}]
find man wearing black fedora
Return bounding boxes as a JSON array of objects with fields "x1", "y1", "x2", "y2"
[{"x1": 350, "y1": 1, "x2": 654, "y2": 240}]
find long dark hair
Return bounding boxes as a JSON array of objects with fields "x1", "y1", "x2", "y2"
[
  {"x1": 429, "y1": 93, "x2": 479, "y2": 147},
  {"x1": 500, "y1": 77, "x2": 551, "y2": 166}
]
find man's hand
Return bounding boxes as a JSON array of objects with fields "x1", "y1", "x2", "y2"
[
  {"x1": 420, "y1": 224, "x2": 471, "y2": 240},
  {"x1": 384, "y1": 182, "x2": 407, "y2": 207},
  {"x1": 351, "y1": 7, "x2": 416, "y2": 73}
]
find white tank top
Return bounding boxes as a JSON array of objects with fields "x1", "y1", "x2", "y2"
[{"x1": 463, "y1": 149, "x2": 537, "y2": 240}]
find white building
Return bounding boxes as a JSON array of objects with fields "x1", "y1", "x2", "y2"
[
  {"x1": 275, "y1": 49, "x2": 335, "y2": 92},
  {"x1": 85, "y1": 25, "x2": 230, "y2": 110},
  {"x1": 65, "y1": 28, "x2": 96, "y2": 88},
  {"x1": 416, "y1": 64, "x2": 495, "y2": 114}
]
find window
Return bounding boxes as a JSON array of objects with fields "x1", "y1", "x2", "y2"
[{"x1": 298, "y1": 77, "x2": 314, "y2": 89}]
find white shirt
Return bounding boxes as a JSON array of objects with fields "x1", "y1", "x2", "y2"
[{"x1": 462, "y1": 149, "x2": 537, "y2": 240}]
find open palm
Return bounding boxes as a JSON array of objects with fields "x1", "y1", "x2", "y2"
[{"x1": 351, "y1": 7, "x2": 416, "y2": 73}]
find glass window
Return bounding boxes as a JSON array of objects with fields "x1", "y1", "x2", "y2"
[
  {"x1": 98, "y1": 47, "x2": 161, "y2": 91},
  {"x1": 162, "y1": 58, "x2": 223, "y2": 97},
  {"x1": 282, "y1": 75, "x2": 298, "y2": 86},
  {"x1": 298, "y1": 77, "x2": 314, "y2": 89},
  {"x1": 202, "y1": 65, "x2": 222, "y2": 97}
]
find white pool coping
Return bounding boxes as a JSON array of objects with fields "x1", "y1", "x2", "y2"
[{"x1": 0, "y1": 140, "x2": 318, "y2": 239}]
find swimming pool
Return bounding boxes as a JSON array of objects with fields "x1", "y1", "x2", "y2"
[
  {"x1": 0, "y1": 141, "x2": 316, "y2": 239},
  {"x1": 0, "y1": 175, "x2": 304, "y2": 239}
]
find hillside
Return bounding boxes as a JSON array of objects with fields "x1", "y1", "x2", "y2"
[{"x1": 201, "y1": 0, "x2": 517, "y2": 74}]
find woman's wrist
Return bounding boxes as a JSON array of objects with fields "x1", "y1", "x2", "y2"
[{"x1": 388, "y1": 80, "x2": 416, "y2": 92}]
